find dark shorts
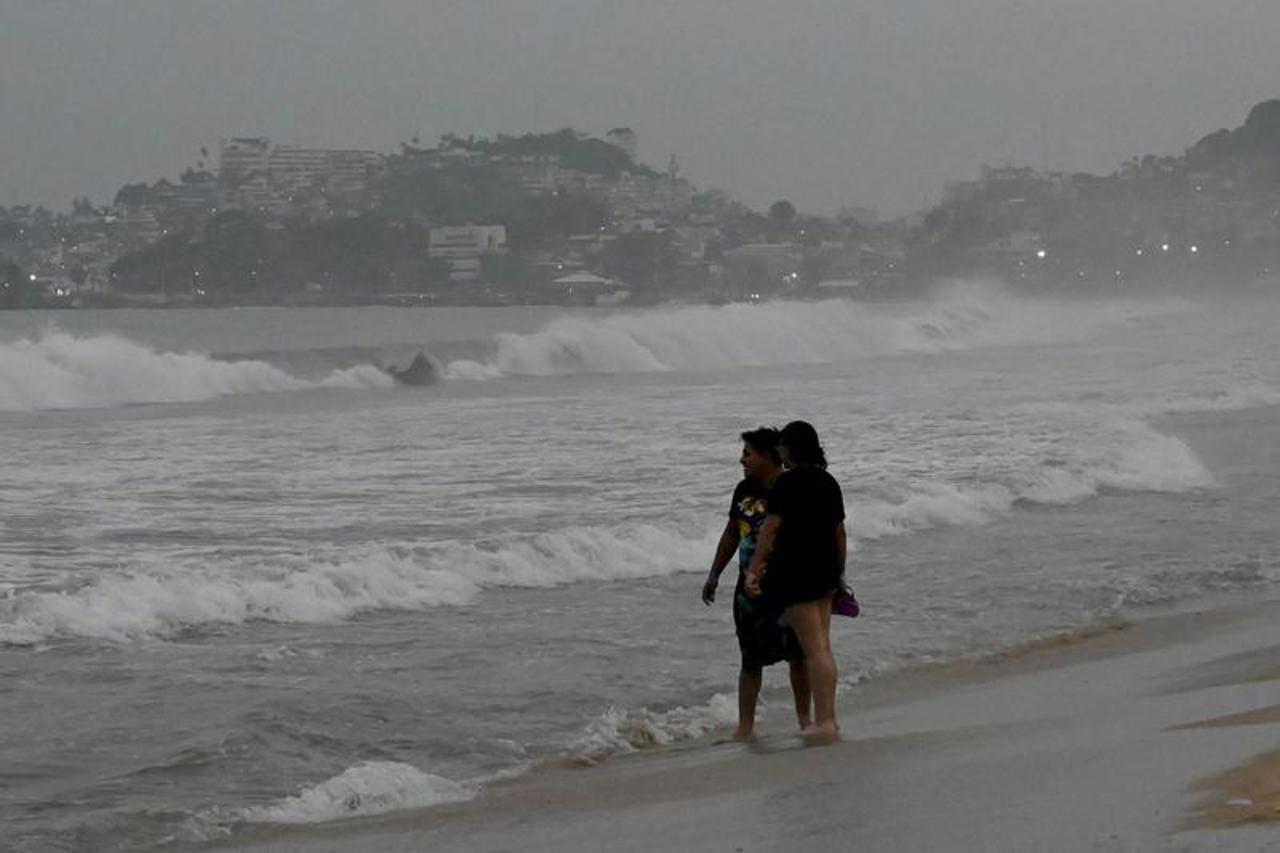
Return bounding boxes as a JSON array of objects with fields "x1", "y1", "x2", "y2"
[{"x1": 733, "y1": 580, "x2": 804, "y2": 671}]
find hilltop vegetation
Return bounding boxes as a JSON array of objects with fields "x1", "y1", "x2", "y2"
[
  {"x1": 6, "y1": 103, "x2": 1280, "y2": 308},
  {"x1": 907, "y1": 99, "x2": 1280, "y2": 288}
]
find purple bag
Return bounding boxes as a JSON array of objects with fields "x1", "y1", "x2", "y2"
[{"x1": 832, "y1": 587, "x2": 860, "y2": 618}]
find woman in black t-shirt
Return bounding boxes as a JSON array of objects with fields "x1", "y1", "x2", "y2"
[{"x1": 745, "y1": 421, "x2": 846, "y2": 743}]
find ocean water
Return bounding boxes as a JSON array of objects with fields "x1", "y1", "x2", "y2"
[{"x1": 2, "y1": 281, "x2": 1280, "y2": 850}]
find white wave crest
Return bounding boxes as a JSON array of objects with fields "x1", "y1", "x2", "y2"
[
  {"x1": 441, "y1": 359, "x2": 503, "y2": 381},
  {"x1": 444, "y1": 282, "x2": 1182, "y2": 380},
  {"x1": 853, "y1": 483, "x2": 1016, "y2": 539},
  {"x1": 568, "y1": 693, "x2": 738, "y2": 762},
  {"x1": 315, "y1": 364, "x2": 398, "y2": 389},
  {"x1": 0, "y1": 549, "x2": 477, "y2": 645},
  {"x1": 0, "y1": 414, "x2": 1211, "y2": 645},
  {"x1": 235, "y1": 761, "x2": 474, "y2": 825},
  {"x1": 0, "y1": 524, "x2": 716, "y2": 644},
  {"x1": 0, "y1": 331, "x2": 393, "y2": 412},
  {"x1": 851, "y1": 417, "x2": 1214, "y2": 540}
]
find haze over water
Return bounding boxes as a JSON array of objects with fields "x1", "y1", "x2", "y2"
[{"x1": 3, "y1": 281, "x2": 1280, "y2": 849}]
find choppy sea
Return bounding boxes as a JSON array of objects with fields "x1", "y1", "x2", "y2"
[{"x1": 2, "y1": 280, "x2": 1279, "y2": 850}]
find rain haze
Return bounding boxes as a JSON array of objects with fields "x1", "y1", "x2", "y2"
[
  {"x1": 7, "y1": 3, "x2": 1280, "y2": 852},
  {"x1": 2, "y1": 0, "x2": 1279, "y2": 214}
]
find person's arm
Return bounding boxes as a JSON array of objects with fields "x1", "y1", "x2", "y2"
[
  {"x1": 701, "y1": 518, "x2": 740, "y2": 605},
  {"x1": 835, "y1": 520, "x2": 847, "y2": 576},
  {"x1": 743, "y1": 514, "x2": 780, "y2": 597}
]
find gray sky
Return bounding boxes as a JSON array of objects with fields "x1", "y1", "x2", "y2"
[{"x1": 2, "y1": 0, "x2": 1278, "y2": 217}]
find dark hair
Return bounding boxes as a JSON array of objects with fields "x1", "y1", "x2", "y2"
[
  {"x1": 740, "y1": 427, "x2": 781, "y2": 465},
  {"x1": 779, "y1": 420, "x2": 827, "y2": 469}
]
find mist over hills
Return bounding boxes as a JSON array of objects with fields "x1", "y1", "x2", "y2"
[
  {"x1": 3, "y1": 101, "x2": 1280, "y2": 308},
  {"x1": 906, "y1": 99, "x2": 1280, "y2": 290}
]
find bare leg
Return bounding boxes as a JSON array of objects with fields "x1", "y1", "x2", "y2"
[
  {"x1": 786, "y1": 596, "x2": 839, "y2": 742},
  {"x1": 735, "y1": 667, "x2": 763, "y2": 740},
  {"x1": 788, "y1": 660, "x2": 812, "y2": 729}
]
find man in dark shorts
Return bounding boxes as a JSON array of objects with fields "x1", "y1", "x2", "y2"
[{"x1": 701, "y1": 428, "x2": 810, "y2": 740}]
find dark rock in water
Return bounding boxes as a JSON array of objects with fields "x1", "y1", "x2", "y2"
[{"x1": 387, "y1": 352, "x2": 436, "y2": 386}]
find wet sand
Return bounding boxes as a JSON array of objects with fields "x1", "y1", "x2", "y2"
[{"x1": 209, "y1": 596, "x2": 1280, "y2": 853}]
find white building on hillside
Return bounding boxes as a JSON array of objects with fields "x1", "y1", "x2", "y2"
[
  {"x1": 267, "y1": 146, "x2": 329, "y2": 190},
  {"x1": 324, "y1": 150, "x2": 385, "y2": 195},
  {"x1": 428, "y1": 225, "x2": 508, "y2": 281},
  {"x1": 219, "y1": 138, "x2": 271, "y2": 184},
  {"x1": 428, "y1": 225, "x2": 507, "y2": 258}
]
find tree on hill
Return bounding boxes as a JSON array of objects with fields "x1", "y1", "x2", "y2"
[
  {"x1": 110, "y1": 211, "x2": 436, "y2": 298},
  {"x1": 601, "y1": 230, "x2": 680, "y2": 291},
  {"x1": 377, "y1": 157, "x2": 521, "y2": 224},
  {"x1": 181, "y1": 168, "x2": 216, "y2": 185},
  {"x1": 1244, "y1": 99, "x2": 1280, "y2": 140},
  {"x1": 379, "y1": 136, "x2": 614, "y2": 239},
  {"x1": 768, "y1": 199, "x2": 797, "y2": 230},
  {"x1": 0, "y1": 259, "x2": 36, "y2": 308},
  {"x1": 504, "y1": 192, "x2": 608, "y2": 250},
  {"x1": 113, "y1": 183, "x2": 152, "y2": 208},
  {"x1": 1186, "y1": 98, "x2": 1280, "y2": 175},
  {"x1": 441, "y1": 128, "x2": 656, "y2": 179},
  {"x1": 284, "y1": 214, "x2": 397, "y2": 293},
  {"x1": 110, "y1": 232, "x2": 196, "y2": 294}
]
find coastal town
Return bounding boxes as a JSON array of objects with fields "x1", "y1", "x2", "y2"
[{"x1": 3, "y1": 99, "x2": 1280, "y2": 309}]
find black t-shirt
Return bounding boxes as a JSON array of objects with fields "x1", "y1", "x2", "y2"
[{"x1": 768, "y1": 466, "x2": 845, "y2": 580}]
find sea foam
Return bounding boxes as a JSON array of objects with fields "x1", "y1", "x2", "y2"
[
  {"x1": 234, "y1": 761, "x2": 474, "y2": 825},
  {"x1": 849, "y1": 415, "x2": 1214, "y2": 540},
  {"x1": 568, "y1": 693, "x2": 739, "y2": 762},
  {"x1": 2, "y1": 284, "x2": 1191, "y2": 409},
  {"x1": 0, "y1": 524, "x2": 717, "y2": 644},
  {"x1": 0, "y1": 410, "x2": 1218, "y2": 646}
]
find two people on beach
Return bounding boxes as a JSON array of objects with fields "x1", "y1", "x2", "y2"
[{"x1": 702, "y1": 421, "x2": 847, "y2": 744}]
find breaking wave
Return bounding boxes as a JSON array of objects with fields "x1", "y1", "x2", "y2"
[
  {"x1": 444, "y1": 282, "x2": 1184, "y2": 379},
  {"x1": 0, "y1": 331, "x2": 393, "y2": 412},
  {"x1": 232, "y1": 761, "x2": 475, "y2": 825},
  {"x1": 851, "y1": 416, "x2": 1214, "y2": 539},
  {"x1": 0, "y1": 410, "x2": 1214, "y2": 647},
  {"x1": 3, "y1": 285, "x2": 1193, "y2": 406},
  {"x1": 0, "y1": 524, "x2": 718, "y2": 644},
  {"x1": 568, "y1": 693, "x2": 739, "y2": 762}
]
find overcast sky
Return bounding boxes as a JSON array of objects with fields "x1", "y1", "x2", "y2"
[{"x1": 2, "y1": 0, "x2": 1278, "y2": 217}]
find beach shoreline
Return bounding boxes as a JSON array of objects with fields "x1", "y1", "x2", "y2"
[{"x1": 199, "y1": 593, "x2": 1280, "y2": 853}]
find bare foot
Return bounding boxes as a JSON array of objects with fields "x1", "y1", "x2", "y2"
[
  {"x1": 731, "y1": 727, "x2": 756, "y2": 742},
  {"x1": 799, "y1": 723, "x2": 840, "y2": 745},
  {"x1": 796, "y1": 718, "x2": 813, "y2": 731}
]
